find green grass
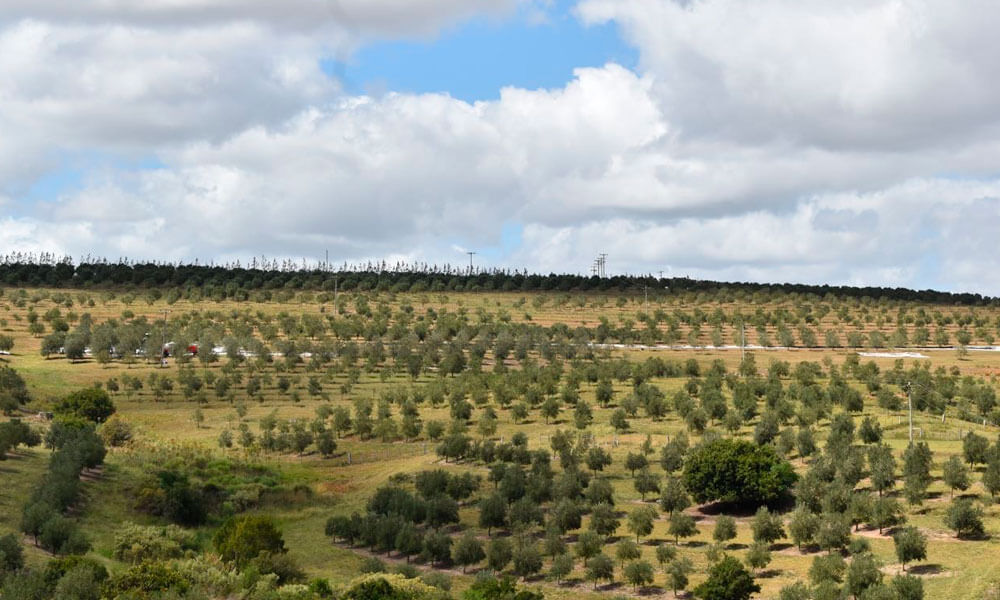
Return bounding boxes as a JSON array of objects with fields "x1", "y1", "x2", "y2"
[{"x1": 0, "y1": 446, "x2": 52, "y2": 569}]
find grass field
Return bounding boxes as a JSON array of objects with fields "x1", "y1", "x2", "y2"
[{"x1": 3, "y1": 286, "x2": 1000, "y2": 599}]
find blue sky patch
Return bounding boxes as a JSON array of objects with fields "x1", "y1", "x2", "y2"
[{"x1": 323, "y1": 0, "x2": 637, "y2": 103}]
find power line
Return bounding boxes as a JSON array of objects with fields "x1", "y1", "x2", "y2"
[{"x1": 591, "y1": 253, "x2": 607, "y2": 278}]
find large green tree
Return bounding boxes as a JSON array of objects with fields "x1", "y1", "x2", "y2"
[
  {"x1": 683, "y1": 438, "x2": 796, "y2": 505},
  {"x1": 54, "y1": 388, "x2": 115, "y2": 424}
]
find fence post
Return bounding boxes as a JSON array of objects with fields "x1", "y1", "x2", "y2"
[{"x1": 347, "y1": 452, "x2": 351, "y2": 465}]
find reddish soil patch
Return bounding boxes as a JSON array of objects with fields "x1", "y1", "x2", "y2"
[{"x1": 317, "y1": 481, "x2": 356, "y2": 495}]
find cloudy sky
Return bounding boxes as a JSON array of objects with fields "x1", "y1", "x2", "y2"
[{"x1": 2, "y1": 0, "x2": 1000, "y2": 293}]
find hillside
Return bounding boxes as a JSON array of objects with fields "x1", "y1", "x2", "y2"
[{"x1": 2, "y1": 284, "x2": 1000, "y2": 599}]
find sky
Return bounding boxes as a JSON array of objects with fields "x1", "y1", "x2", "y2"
[{"x1": 2, "y1": 0, "x2": 1000, "y2": 293}]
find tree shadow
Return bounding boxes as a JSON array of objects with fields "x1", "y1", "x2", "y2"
[
  {"x1": 695, "y1": 500, "x2": 794, "y2": 518},
  {"x1": 3, "y1": 449, "x2": 38, "y2": 461},
  {"x1": 694, "y1": 502, "x2": 756, "y2": 518},
  {"x1": 908, "y1": 563, "x2": 945, "y2": 576},
  {"x1": 637, "y1": 585, "x2": 665, "y2": 596},
  {"x1": 595, "y1": 582, "x2": 623, "y2": 592}
]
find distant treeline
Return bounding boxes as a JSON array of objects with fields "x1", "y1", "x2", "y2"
[{"x1": 0, "y1": 253, "x2": 994, "y2": 305}]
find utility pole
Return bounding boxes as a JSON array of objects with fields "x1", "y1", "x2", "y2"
[
  {"x1": 741, "y1": 321, "x2": 746, "y2": 362},
  {"x1": 467, "y1": 251, "x2": 476, "y2": 275},
  {"x1": 906, "y1": 382, "x2": 914, "y2": 443},
  {"x1": 591, "y1": 254, "x2": 607, "y2": 278},
  {"x1": 160, "y1": 309, "x2": 169, "y2": 368}
]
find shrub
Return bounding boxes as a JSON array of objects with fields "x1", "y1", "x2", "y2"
[
  {"x1": 112, "y1": 522, "x2": 197, "y2": 563},
  {"x1": 342, "y1": 573, "x2": 449, "y2": 600},
  {"x1": 104, "y1": 561, "x2": 190, "y2": 597},
  {"x1": 98, "y1": 416, "x2": 133, "y2": 447},
  {"x1": 487, "y1": 537, "x2": 513, "y2": 572},
  {"x1": 0, "y1": 366, "x2": 30, "y2": 410},
  {"x1": 693, "y1": 555, "x2": 760, "y2": 600},
  {"x1": 419, "y1": 571, "x2": 452, "y2": 592},
  {"x1": 395, "y1": 564, "x2": 420, "y2": 579},
  {"x1": 624, "y1": 560, "x2": 654, "y2": 590},
  {"x1": 892, "y1": 526, "x2": 927, "y2": 570},
  {"x1": 39, "y1": 514, "x2": 90, "y2": 555},
  {"x1": 465, "y1": 575, "x2": 543, "y2": 600},
  {"x1": 713, "y1": 516, "x2": 737, "y2": 545},
  {"x1": 137, "y1": 470, "x2": 209, "y2": 526},
  {"x1": 214, "y1": 514, "x2": 286, "y2": 567},
  {"x1": 452, "y1": 532, "x2": 485, "y2": 573},
  {"x1": 42, "y1": 556, "x2": 108, "y2": 591},
  {"x1": 53, "y1": 564, "x2": 104, "y2": 600},
  {"x1": 249, "y1": 550, "x2": 306, "y2": 584},
  {"x1": 0, "y1": 419, "x2": 41, "y2": 458},
  {"x1": 944, "y1": 498, "x2": 985, "y2": 539},
  {"x1": 0, "y1": 533, "x2": 24, "y2": 573}
]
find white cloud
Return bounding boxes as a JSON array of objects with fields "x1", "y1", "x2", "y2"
[
  {"x1": 513, "y1": 179, "x2": 1000, "y2": 293},
  {"x1": 0, "y1": 0, "x2": 543, "y2": 188},
  {"x1": 577, "y1": 0, "x2": 1000, "y2": 150},
  {"x1": 0, "y1": 19, "x2": 338, "y2": 190},
  {"x1": 33, "y1": 65, "x2": 659, "y2": 258},
  {"x1": 0, "y1": 1, "x2": 523, "y2": 37},
  {"x1": 4, "y1": 0, "x2": 1000, "y2": 294}
]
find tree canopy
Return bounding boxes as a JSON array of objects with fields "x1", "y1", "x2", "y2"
[
  {"x1": 53, "y1": 388, "x2": 115, "y2": 424},
  {"x1": 693, "y1": 555, "x2": 760, "y2": 600},
  {"x1": 683, "y1": 438, "x2": 797, "y2": 506}
]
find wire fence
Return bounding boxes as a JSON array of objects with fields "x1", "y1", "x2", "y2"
[{"x1": 331, "y1": 443, "x2": 431, "y2": 467}]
